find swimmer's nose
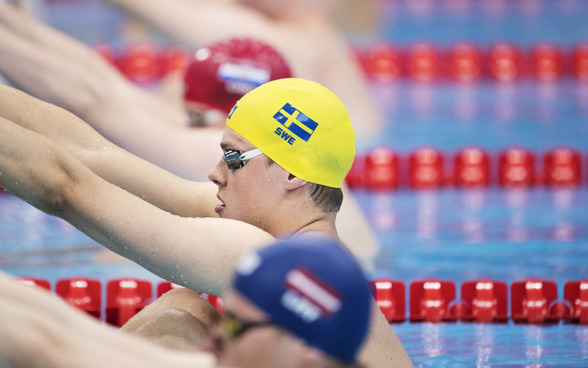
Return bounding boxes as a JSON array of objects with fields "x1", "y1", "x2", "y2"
[{"x1": 208, "y1": 158, "x2": 226, "y2": 187}]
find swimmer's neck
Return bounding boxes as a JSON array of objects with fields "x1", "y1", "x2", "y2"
[{"x1": 278, "y1": 214, "x2": 339, "y2": 242}]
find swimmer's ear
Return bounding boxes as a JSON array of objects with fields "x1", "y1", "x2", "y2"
[{"x1": 285, "y1": 173, "x2": 308, "y2": 191}]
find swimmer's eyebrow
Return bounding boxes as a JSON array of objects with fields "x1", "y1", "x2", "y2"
[{"x1": 220, "y1": 142, "x2": 241, "y2": 151}]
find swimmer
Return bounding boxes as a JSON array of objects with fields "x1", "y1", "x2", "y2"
[
  {"x1": 0, "y1": 3, "x2": 286, "y2": 180},
  {"x1": 101, "y1": 0, "x2": 383, "y2": 140},
  {"x1": 0, "y1": 3, "x2": 379, "y2": 264},
  {"x1": 209, "y1": 236, "x2": 374, "y2": 368},
  {"x1": 0, "y1": 79, "x2": 413, "y2": 367},
  {"x1": 0, "y1": 236, "x2": 373, "y2": 368}
]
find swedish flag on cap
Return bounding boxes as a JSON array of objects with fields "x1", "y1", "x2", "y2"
[{"x1": 226, "y1": 78, "x2": 355, "y2": 188}]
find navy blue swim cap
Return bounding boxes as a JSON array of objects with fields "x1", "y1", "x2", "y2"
[{"x1": 232, "y1": 236, "x2": 371, "y2": 364}]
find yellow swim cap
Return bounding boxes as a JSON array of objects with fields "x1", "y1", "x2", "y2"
[{"x1": 226, "y1": 78, "x2": 355, "y2": 188}]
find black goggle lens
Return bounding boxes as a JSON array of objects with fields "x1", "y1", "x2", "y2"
[{"x1": 223, "y1": 150, "x2": 245, "y2": 170}]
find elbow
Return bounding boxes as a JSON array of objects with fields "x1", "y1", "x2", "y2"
[
  {"x1": 35, "y1": 182, "x2": 69, "y2": 217},
  {"x1": 44, "y1": 165, "x2": 87, "y2": 217},
  {"x1": 47, "y1": 194, "x2": 66, "y2": 214},
  {"x1": 39, "y1": 157, "x2": 81, "y2": 217}
]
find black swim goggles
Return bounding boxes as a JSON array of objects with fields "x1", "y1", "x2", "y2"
[
  {"x1": 222, "y1": 148, "x2": 263, "y2": 170},
  {"x1": 221, "y1": 312, "x2": 275, "y2": 341}
]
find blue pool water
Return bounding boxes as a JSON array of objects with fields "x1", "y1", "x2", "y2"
[{"x1": 1, "y1": 0, "x2": 588, "y2": 367}]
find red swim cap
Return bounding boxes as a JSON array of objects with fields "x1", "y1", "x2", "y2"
[{"x1": 183, "y1": 38, "x2": 292, "y2": 113}]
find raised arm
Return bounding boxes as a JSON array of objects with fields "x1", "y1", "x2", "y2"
[
  {"x1": 0, "y1": 272, "x2": 216, "y2": 368},
  {"x1": 0, "y1": 2, "x2": 136, "y2": 114},
  {"x1": 0, "y1": 5, "x2": 221, "y2": 180},
  {"x1": 0, "y1": 85, "x2": 411, "y2": 368},
  {"x1": 0, "y1": 2, "x2": 188, "y2": 125},
  {"x1": 0, "y1": 1, "x2": 115, "y2": 75},
  {"x1": 105, "y1": 0, "x2": 268, "y2": 48},
  {"x1": 0, "y1": 83, "x2": 219, "y2": 218},
  {"x1": 0, "y1": 108, "x2": 274, "y2": 295},
  {"x1": 100, "y1": 0, "x2": 382, "y2": 140}
]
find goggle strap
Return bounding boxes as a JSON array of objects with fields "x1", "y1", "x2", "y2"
[{"x1": 239, "y1": 148, "x2": 263, "y2": 161}]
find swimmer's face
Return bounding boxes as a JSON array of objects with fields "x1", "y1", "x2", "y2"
[
  {"x1": 208, "y1": 127, "x2": 287, "y2": 234},
  {"x1": 215, "y1": 291, "x2": 313, "y2": 368}
]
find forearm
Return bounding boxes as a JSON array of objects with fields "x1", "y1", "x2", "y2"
[
  {"x1": 0, "y1": 29, "x2": 219, "y2": 183},
  {"x1": 107, "y1": 0, "x2": 204, "y2": 47},
  {"x1": 0, "y1": 24, "x2": 119, "y2": 118},
  {"x1": 0, "y1": 115, "x2": 77, "y2": 216},
  {"x1": 0, "y1": 273, "x2": 216, "y2": 368},
  {"x1": 0, "y1": 2, "x2": 107, "y2": 69},
  {"x1": 0, "y1": 115, "x2": 209, "y2": 291},
  {"x1": 0, "y1": 2, "x2": 152, "y2": 126},
  {"x1": 102, "y1": 120, "x2": 223, "y2": 182},
  {"x1": 0, "y1": 2, "x2": 38, "y2": 43},
  {"x1": 0, "y1": 84, "x2": 218, "y2": 218},
  {"x1": 105, "y1": 0, "x2": 265, "y2": 48},
  {"x1": 0, "y1": 11, "x2": 196, "y2": 147},
  {"x1": 0, "y1": 116, "x2": 271, "y2": 295}
]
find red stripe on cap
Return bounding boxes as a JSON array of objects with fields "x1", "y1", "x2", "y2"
[{"x1": 285, "y1": 268, "x2": 341, "y2": 314}]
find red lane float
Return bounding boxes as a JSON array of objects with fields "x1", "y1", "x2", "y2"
[
  {"x1": 531, "y1": 43, "x2": 563, "y2": 82},
  {"x1": 364, "y1": 147, "x2": 399, "y2": 190},
  {"x1": 371, "y1": 278, "x2": 406, "y2": 323},
  {"x1": 345, "y1": 153, "x2": 367, "y2": 189},
  {"x1": 542, "y1": 147, "x2": 582, "y2": 186},
  {"x1": 159, "y1": 46, "x2": 190, "y2": 76},
  {"x1": 19, "y1": 277, "x2": 51, "y2": 291},
  {"x1": 511, "y1": 279, "x2": 558, "y2": 324},
  {"x1": 409, "y1": 147, "x2": 445, "y2": 189},
  {"x1": 460, "y1": 279, "x2": 508, "y2": 323},
  {"x1": 453, "y1": 146, "x2": 491, "y2": 187},
  {"x1": 119, "y1": 42, "x2": 159, "y2": 84},
  {"x1": 106, "y1": 278, "x2": 153, "y2": 327},
  {"x1": 366, "y1": 43, "x2": 402, "y2": 81},
  {"x1": 410, "y1": 279, "x2": 456, "y2": 322},
  {"x1": 498, "y1": 147, "x2": 536, "y2": 187},
  {"x1": 564, "y1": 280, "x2": 588, "y2": 324},
  {"x1": 56, "y1": 277, "x2": 102, "y2": 319},
  {"x1": 488, "y1": 43, "x2": 522, "y2": 82},
  {"x1": 407, "y1": 43, "x2": 439, "y2": 82},
  {"x1": 157, "y1": 281, "x2": 189, "y2": 297},
  {"x1": 572, "y1": 43, "x2": 588, "y2": 81},
  {"x1": 449, "y1": 42, "x2": 482, "y2": 83}
]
